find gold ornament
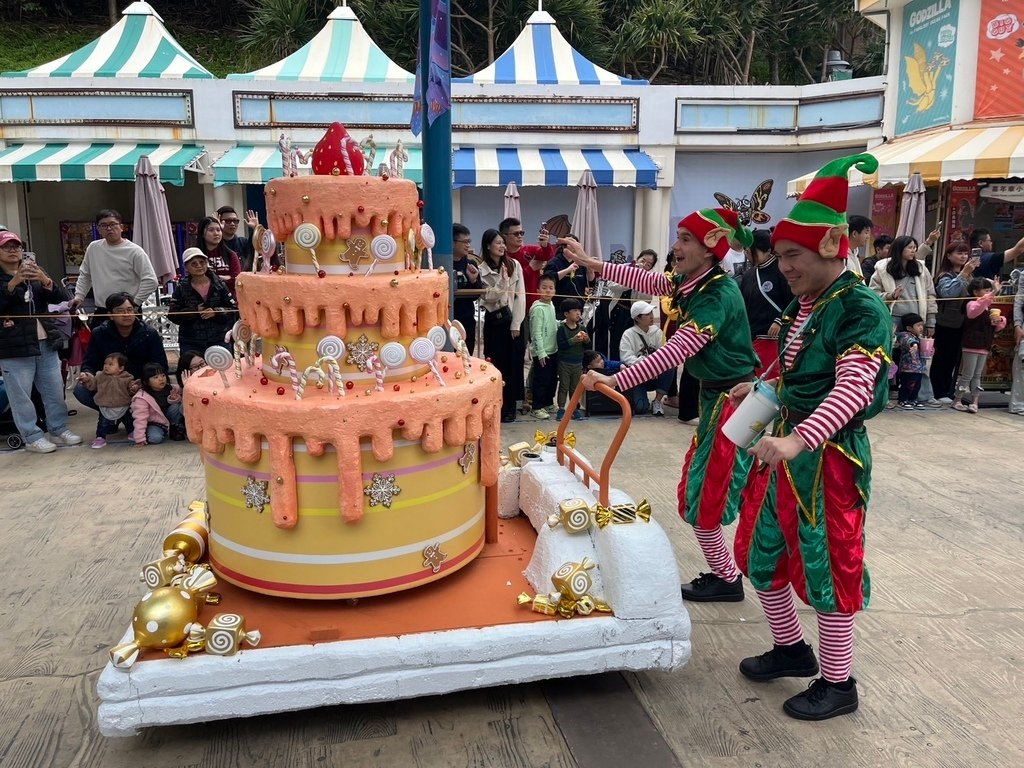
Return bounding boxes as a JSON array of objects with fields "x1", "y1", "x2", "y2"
[
  {"x1": 440, "y1": 355, "x2": 448, "y2": 363},
  {"x1": 480, "y1": 363, "x2": 488, "y2": 371},
  {"x1": 518, "y1": 592, "x2": 557, "y2": 615},
  {"x1": 552, "y1": 557, "x2": 597, "y2": 600},
  {"x1": 283, "y1": 296, "x2": 292, "y2": 303},
  {"x1": 139, "y1": 508, "x2": 210, "y2": 588},
  {"x1": 302, "y1": 195, "x2": 310, "y2": 203},
  {"x1": 534, "y1": 430, "x2": 576, "y2": 450},
  {"x1": 517, "y1": 558, "x2": 612, "y2": 620},
  {"x1": 548, "y1": 498, "x2": 593, "y2": 534},
  {"x1": 455, "y1": 371, "x2": 463, "y2": 379},
  {"x1": 390, "y1": 279, "x2": 400, "y2": 287},
  {"x1": 594, "y1": 499, "x2": 652, "y2": 529}
]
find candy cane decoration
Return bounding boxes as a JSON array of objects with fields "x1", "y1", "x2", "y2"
[
  {"x1": 359, "y1": 134, "x2": 377, "y2": 173},
  {"x1": 366, "y1": 354, "x2": 385, "y2": 392},
  {"x1": 389, "y1": 140, "x2": 409, "y2": 179},
  {"x1": 410, "y1": 337, "x2": 446, "y2": 387},
  {"x1": 315, "y1": 356, "x2": 344, "y2": 394},
  {"x1": 233, "y1": 340, "x2": 246, "y2": 379},
  {"x1": 296, "y1": 365, "x2": 316, "y2": 400},
  {"x1": 271, "y1": 347, "x2": 300, "y2": 392},
  {"x1": 338, "y1": 134, "x2": 357, "y2": 175}
]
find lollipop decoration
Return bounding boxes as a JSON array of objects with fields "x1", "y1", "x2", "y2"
[
  {"x1": 379, "y1": 341, "x2": 407, "y2": 378},
  {"x1": 410, "y1": 337, "x2": 445, "y2": 386},
  {"x1": 317, "y1": 336, "x2": 346, "y2": 360},
  {"x1": 367, "y1": 234, "x2": 399, "y2": 275},
  {"x1": 293, "y1": 223, "x2": 323, "y2": 271},
  {"x1": 427, "y1": 325, "x2": 448, "y2": 351},
  {"x1": 203, "y1": 346, "x2": 234, "y2": 388},
  {"x1": 252, "y1": 226, "x2": 277, "y2": 273},
  {"x1": 420, "y1": 223, "x2": 436, "y2": 270},
  {"x1": 449, "y1": 325, "x2": 471, "y2": 370}
]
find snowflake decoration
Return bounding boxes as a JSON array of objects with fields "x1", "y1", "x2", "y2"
[
  {"x1": 364, "y1": 472, "x2": 401, "y2": 508},
  {"x1": 346, "y1": 333, "x2": 380, "y2": 372},
  {"x1": 423, "y1": 543, "x2": 448, "y2": 573},
  {"x1": 338, "y1": 237, "x2": 370, "y2": 269},
  {"x1": 459, "y1": 442, "x2": 477, "y2": 474},
  {"x1": 242, "y1": 475, "x2": 271, "y2": 513}
]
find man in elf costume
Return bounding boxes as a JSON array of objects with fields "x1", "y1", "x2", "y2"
[
  {"x1": 561, "y1": 208, "x2": 760, "y2": 602},
  {"x1": 730, "y1": 153, "x2": 891, "y2": 721}
]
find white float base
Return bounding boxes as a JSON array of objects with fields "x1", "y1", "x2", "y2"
[{"x1": 97, "y1": 613, "x2": 690, "y2": 737}]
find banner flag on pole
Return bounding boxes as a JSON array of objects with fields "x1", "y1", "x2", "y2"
[{"x1": 411, "y1": 0, "x2": 450, "y2": 136}]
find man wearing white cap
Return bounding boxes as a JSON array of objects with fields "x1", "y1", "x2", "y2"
[{"x1": 618, "y1": 300, "x2": 673, "y2": 416}]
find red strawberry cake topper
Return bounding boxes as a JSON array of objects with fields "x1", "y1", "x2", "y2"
[{"x1": 311, "y1": 122, "x2": 365, "y2": 177}]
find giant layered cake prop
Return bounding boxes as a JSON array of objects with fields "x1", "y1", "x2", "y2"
[{"x1": 97, "y1": 124, "x2": 690, "y2": 737}]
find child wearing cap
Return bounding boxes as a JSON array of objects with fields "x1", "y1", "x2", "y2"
[
  {"x1": 618, "y1": 300, "x2": 673, "y2": 416},
  {"x1": 558, "y1": 208, "x2": 759, "y2": 604}
]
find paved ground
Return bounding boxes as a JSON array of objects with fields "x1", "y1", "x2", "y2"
[{"x1": 2, "y1": 398, "x2": 1022, "y2": 768}]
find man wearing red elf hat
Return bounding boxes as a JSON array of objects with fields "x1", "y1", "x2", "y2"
[
  {"x1": 561, "y1": 208, "x2": 760, "y2": 602},
  {"x1": 729, "y1": 153, "x2": 892, "y2": 720}
]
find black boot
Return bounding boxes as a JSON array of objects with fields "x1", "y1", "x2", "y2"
[
  {"x1": 680, "y1": 572, "x2": 744, "y2": 602},
  {"x1": 782, "y1": 677, "x2": 859, "y2": 721},
  {"x1": 739, "y1": 641, "x2": 819, "y2": 681}
]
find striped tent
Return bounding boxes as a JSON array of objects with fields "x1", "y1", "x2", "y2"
[
  {"x1": 1, "y1": 2, "x2": 212, "y2": 80},
  {"x1": 787, "y1": 124, "x2": 1024, "y2": 196},
  {"x1": 454, "y1": 11, "x2": 645, "y2": 86},
  {"x1": 212, "y1": 144, "x2": 422, "y2": 186},
  {"x1": 228, "y1": 5, "x2": 414, "y2": 83},
  {"x1": 0, "y1": 143, "x2": 205, "y2": 185},
  {"x1": 453, "y1": 147, "x2": 659, "y2": 188}
]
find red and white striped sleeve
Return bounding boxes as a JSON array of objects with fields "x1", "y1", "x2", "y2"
[
  {"x1": 793, "y1": 352, "x2": 883, "y2": 450},
  {"x1": 614, "y1": 325, "x2": 710, "y2": 390},
  {"x1": 603, "y1": 262, "x2": 675, "y2": 298}
]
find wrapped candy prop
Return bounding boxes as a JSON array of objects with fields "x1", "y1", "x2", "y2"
[
  {"x1": 548, "y1": 498, "x2": 593, "y2": 534},
  {"x1": 594, "y1": 499, "x2": 652, "y2": 529},
  {"x1": 506, "y1": 442, "x2": 533, "y2": 467},
  {"x1": 204, "y1": 613, "x2": 262, "y2": 656},
  {"x1": 546, "y1": 498, "x2": 652, "y2": 534},
  {"x1": 139, "y1": 505, "x2": 210, "y2": 589},
  {"x1": 534, "y1": 430, "x2": 575, "y2": 452},
  {"x1": 518, "y1": 557, "x2": 612, "y2": 619}
]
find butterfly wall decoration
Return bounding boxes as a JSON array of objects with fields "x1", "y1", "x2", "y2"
[{"x1": 713, "y1": 179, "x2": 774, "y2": 226}]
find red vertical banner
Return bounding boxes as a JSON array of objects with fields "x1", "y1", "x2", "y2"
[
  {"x1": 975, "y1": 0, "x2": 1024, "y2": 119},
  {"x1": 870, "y1": 186, "x2": 902, "y2": 238},
  {"x1": 948, "y1": 180, "x2": 979, "y2": 243}
]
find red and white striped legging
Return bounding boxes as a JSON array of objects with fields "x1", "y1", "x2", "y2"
[{"x1": 756, "y1": 588, "x2": 855, "y2": 682}]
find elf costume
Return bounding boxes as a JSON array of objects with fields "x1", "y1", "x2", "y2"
[
  {"x1": 602, "y1": 208, "x2": 759, "y2": 602},
  {"x1": 734, "y1": 154, "x2": 892, "y2": 721}
]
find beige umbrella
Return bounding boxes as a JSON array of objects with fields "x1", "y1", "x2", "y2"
[
  {"x1": 503, "y1": 181, "x2": 521, "y2": 221},
  {"x1": 895, "y1": 171, "x2": 926, "y2": 244},
  {"x1": 133, "y1": 155, "x2": 178, "y2": 285},
  {"x1": 571, "y1": 170, "x2": 602, "y2": 261}
]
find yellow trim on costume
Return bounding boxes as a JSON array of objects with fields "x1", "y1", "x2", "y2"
[
  {"x1": 824, "y1": 440, "x2": 870, "y2": 505},
  {"x1": 678, "y1": 318, "x2": 717, "y2": 338},
  {"x1": 838, "y1": 344, "x2": 892, "y2": 365}
]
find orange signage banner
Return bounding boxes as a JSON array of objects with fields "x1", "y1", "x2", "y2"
[
  {"x1": 948, "y1": 180, "x2": 979, "y2": 243},
  {"x1": 975, "y1": 0, "x2": 1024, "y2": 119},
  {"x1": 870, "y1": 186, "x2": 902, "y2": 239}
]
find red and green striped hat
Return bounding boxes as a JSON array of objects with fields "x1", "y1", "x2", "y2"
[
  {"x1": 678, "y1": 207, "x2": 753, "y2": 261},
  {"x1": 773, "y1": 153, "x2": 879, "y2": 259}
]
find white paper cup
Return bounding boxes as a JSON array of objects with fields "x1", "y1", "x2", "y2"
[
  {"x1": 519, "y1": 451, "x2": 543, "y2": 466},
  {"x1": 721, "y1": 381, "x2": 780, "y2": 448}
]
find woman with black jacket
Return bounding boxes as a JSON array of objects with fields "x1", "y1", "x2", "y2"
[
  {"x1": 168, "y1": 248, "x2": 237, "y2": 356},
  {"x1": 0, "y1": 231, "x2": 82, "y2": 452}
]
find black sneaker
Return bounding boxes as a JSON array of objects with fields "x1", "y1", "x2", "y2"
[
  {"x1": 739, "y1": 642, "x2": 819, "y2": 681},
  {"x1": 680, "y1": 572, "x2": 744, "y2": 602},
  {"x1": 782, "y1": 677, "x2": 859, "y2": 721}
]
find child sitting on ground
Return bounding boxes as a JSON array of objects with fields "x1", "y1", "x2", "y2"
[
  {"x1": 583, "y1": 349, "x2": 622, "y2": 374},
  {"x1": 88, "y1": 352, "x2": 134, "y2": 448},
  {"x1": 528, "y1": 273, "x2": 559, "y2": 420},
  {"x1": 555, "y1": 297, "x2": 589, "y2": 420},
  {"x1": 131, "y1": 362, "x2": 185, "y2": 446},
  {"x1": 954, "y1": 277, "x2": 1006, "y2": 413},
  {"x1": 619, "y1": 300, "x2": 674, "y2": 416},
  {"x1": 895, "y1": 313, "x2": 927, "y2": 410}
]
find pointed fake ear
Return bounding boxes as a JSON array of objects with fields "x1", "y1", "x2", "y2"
[
  {"x1": 819, "y1": 226, "x2": 847, "y2": 259},
  {"x1": 703, "y1": 227, "x2": 731, "y2": 251}
]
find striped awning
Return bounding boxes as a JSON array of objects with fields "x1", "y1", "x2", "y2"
[
  {"x1": 228, "y1": 6, "x2": 413, "y2": 83},
  {"x1": 212, "y1": 145, "x2": 423, "y2": 186},
  {"x1": 453, "y1": 148, "x2": 659, "y2": 188},
  {"x1": 787, "y1": 124, "x2": 1024, "y2": 196},
  {"x1": 454, "y1": 11, "x2": 646, "y2": 86},
  {"x1": 1, "y1": 2, "x2": 212, "y2": 79},
  {"x1": 0, "y1": 143, "x2": 205, "y2": 185}
]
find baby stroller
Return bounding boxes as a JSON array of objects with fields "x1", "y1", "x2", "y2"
[{"x1": 0, "y1": 378, "x2": 47, "y2": 450}]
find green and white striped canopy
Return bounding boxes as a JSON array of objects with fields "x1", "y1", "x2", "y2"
[
  {"x1": 1, "y1": 2, "x2": 212, "y2": 80},
  {"x1": 212, "y1": 144, "x2": 422, "y2": 186},
  {"x1": 0, "y1": 143, "x2": 205, "y2": 185},
  {"x1": 228, "y1": 5, "x2": 414, "y2": 83}
]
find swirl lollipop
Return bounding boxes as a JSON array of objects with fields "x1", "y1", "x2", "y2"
[
  {"x1": 420, "y1": 223, "x2": 436, "y2": 270},
  {"x1": 293, "y1": 223, "x2": 322, "y2": 271},
  {"x1": 203, "y1": 346, "x2": 234, "y2": 388},
  {"x1": 410, "y1": 337, "x2": 445, "y2": 387},
  {"x1": 258, "y1": 227, "x2": 277, "y2": 273},
  {"x1": 367, "y1": 235, "x2": 399, "y2": 275},
  {"x1": 427, "y1": 325, "x2": 448, "y2": 351},
  {"x1": 379, "y1": 341, "x2": 407, "y2": 380},
  {"x1": 316, "y1": 335, "x2": 346, "y2": 360}
]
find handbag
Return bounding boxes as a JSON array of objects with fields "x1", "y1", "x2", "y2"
[{"x1": 489, "y1": 305, "x2": 513, "y2": 324}]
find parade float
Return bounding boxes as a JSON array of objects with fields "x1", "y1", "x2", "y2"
[{"x1": 96, "y1": 124, "x2": 691, "y2": 737}]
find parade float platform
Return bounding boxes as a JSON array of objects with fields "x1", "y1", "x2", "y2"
[{"x1": 97, "y1": 387, "x2": 691, "y2": 737}]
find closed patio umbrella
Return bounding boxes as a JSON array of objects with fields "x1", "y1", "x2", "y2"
[
  {"x1": 133, "y1": 155, "x2": 178, "y2": 285},
  {"x1": 895, "y1": 172, "x2": 926, "y2": 244},
  {"x1": 503, "y1": 181, "x2": 521, "y2": 221},
  {"x1": 570, "y1": 170, "x2": 602, "y2": 263}
]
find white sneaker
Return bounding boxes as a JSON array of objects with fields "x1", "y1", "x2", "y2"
[
  {"x1": 921, "y1": 399, "x2": 942, "y2": 409},
  {"x1": 652, "y1": 400, "x2": 665, "y2": 417},
  {"x1": 938, "y1": 397, "x2": 953, "y2": 404},
  {"x1": 49, "y1": 430, "x2": 83, "y2": 446},
  {"x1": 531, "y1": 409, "x2": 550, "y2": 420},
  {"x1": 25, "y1": 437, "x2": 57, "y2": 454}
]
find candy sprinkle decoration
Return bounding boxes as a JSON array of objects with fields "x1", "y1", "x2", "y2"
[{"x1": 364, "y1": 473, "x2": 401, "y2": 508}]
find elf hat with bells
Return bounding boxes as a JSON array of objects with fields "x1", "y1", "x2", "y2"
[
  {"x1": 678, "y1": 208, "x2": 753, "y2": 261},
  {"x1": 772, "y1": 153, "x2": 879, "y2": 259}
]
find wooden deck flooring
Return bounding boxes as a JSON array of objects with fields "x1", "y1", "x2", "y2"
[{"x1": 1, "y1": 402, "x2": 1022, "y2": 767}]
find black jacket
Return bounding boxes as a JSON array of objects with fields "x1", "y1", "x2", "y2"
[
  {"x1": 167, "y1": 271, "x2": 237, "y2": 351},
  {"x1": 739, "y1": 257, "x2": 793, "y2": 337},
  {"x1": 82, "y1": 319, "x2": 168, "y2": 379},
  {"x1": 544, "y1": 251, "x2": 591, "y2": 311},
  {"x1": 0, "y1": 269, "x2": 70, "y2": 360}
]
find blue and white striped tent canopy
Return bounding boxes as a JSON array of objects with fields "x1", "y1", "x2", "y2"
[
  {"x1": 453, "y1": 148, "x2": 659, "y2": 189},
  {"x1": 0, "y1": 142, "x2": 205, "y2": 185},
  {"x1": 1, "y1": 2, "x2": 212, "y2": 80},
  {"x1": 454, "y1": 11, "x2": 645, "y2": 86},
  {"x1": 228, "y1": 5, "x2": 414, "y2": 83},
  {"x1": 212, "y1": 144, "x2": 422, "y2": 186}
]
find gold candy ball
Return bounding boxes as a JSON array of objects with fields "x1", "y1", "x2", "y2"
[
  {"x1": 283, "y1": 296, "x2": 291, "y2": 303},
  {"x1": 441, "y1": 355, "x2": 448, "y2": 363},
  {"x1": 390, "y1": 279, "x2": 400, "y2": 287},
  {"x1": 411, "y1": 375, "x2": 418, "y2": 382},
  {"x1": 130, "y1": 587, "x2": 199, "y2": 649},
  {"x1": 365, "y1": 388, "x2": 373, "y2": 396},
  {"x1": 455, "y1": 371, "x2": 463, "y2": 379},
  {"x1": 302, "y1": 195, "x2": 310, "y2": 203},
  {"x1": 480, "y1": 364, "x2": 488, "y2": 371}
]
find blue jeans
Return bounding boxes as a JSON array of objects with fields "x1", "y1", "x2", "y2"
[
  {"x1": 626, "y1": 368, "x2": 675, "y2": 414},
  {"x1": 147, "y1": 401, "x2": 184, "y2": 444},
  {"x1": 75, "y1": 383, "x2": 136, "y2": 434},
  {"x1": 0, "y1": 342, "x2": 68, "y2": 443}
]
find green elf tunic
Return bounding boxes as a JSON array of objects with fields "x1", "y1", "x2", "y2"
[{"x1": 734, "y1": 271, "x2": 891, "y2": 614}]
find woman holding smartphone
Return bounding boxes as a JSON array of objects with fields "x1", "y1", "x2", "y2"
[{"x1": 931, "y1": 242, "x2": 977, "y2": 403}]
